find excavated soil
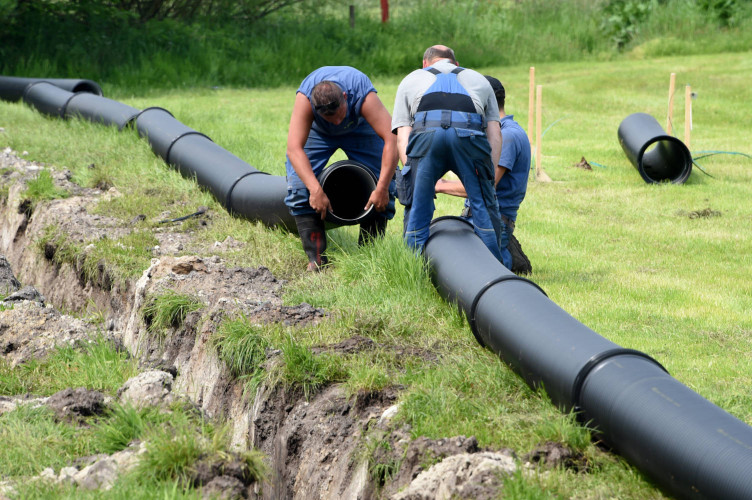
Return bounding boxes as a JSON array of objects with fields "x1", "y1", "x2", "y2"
[{"x1": 0, "y1": 146, "x2": 578, "y2": 498}]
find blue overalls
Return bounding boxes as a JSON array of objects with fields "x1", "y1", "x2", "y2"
[{"x1": 400, "y1": 67, "x2": 503, "y2": 260}]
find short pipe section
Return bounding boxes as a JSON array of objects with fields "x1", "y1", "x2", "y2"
[
  {"x1": 65, "y1": 93, "x2": 141, "y2": 130},
  {"x1": 22, "y1": 82, "x2": 77, "y2": 119},
  {"x1": 134, "y1": 107, "x2": 211, "y2": 163},
  {"x1": 317, "y1": 160, "x2": 377, "y2": 225},
  {"x1": 0, "y1": 76, "x2": 102, "y2": 102},
  {"x1": 618, "y1": 112, "x2": 692, "y2": 184}
]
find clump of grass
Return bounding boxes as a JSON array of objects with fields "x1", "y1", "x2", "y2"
[
  {"x1": 90, "y1": 403, "x2": 155, "y2": 454},
  {"x1": 82, "y1": 230, "x2": 159, "y2": 287},
  {"x1": 275, "y1": 334, "x2": 346, "y2": 400},
  {"x1": 210, "y1": 318, "x2": 271, "y2": 378},
  {"x1": 36, "y1": 224, "x2": 157, "y2": 289},
  {"x1": 0, "y1": 336, "x2": 138, "y2": 397},
  {"x1": 142, "y1": 290, "x2": 203, "y2": 338},
  {"x1": 0, "y1": 404, "x2": 94, "y2": 477},
  {"x1": 22, "y1": 169, "x2": 69, "y2": 209}
]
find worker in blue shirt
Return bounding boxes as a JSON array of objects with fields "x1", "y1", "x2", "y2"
[{"x1": 285, "y1": 66, "x2": 398, "y2": 271}]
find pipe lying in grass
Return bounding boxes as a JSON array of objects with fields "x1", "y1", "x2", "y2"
[
  {"x1": 0, "y1": 76, "x2": 102, "y2": 102},
  {"x1": 9, "y1": 74, "x2": 752, "y2": 499},
  {"x1": 618, "y1": 112, "x2": 693, "y2": 184},
  {"x1": 425, "y1": 216, "x2": 752, "y2": 500}
]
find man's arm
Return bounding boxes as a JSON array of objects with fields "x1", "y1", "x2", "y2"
[
  {"x1": 487, "y1": 120, "x2": 502, "y2": 176},
  {"x1": 435, "y1": 164, "x2": 509, "y2": 197},
  {"x1": 286, "y1": 92, "x2": 331, "y2": 219},
  {"x1": 361, "y1": 92, "x2": 399, "y2": 212},
  {"x1": 396, "y1": 126, "x2": 412, "y2": 168}
]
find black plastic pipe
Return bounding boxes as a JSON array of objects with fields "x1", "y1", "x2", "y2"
[
  {"x1": 425, "y1": 216, "x2": 752, "y2": 500},
  {"x1": 65, "y1": 93, "x2": 140, "y2": 130},
  {"x1": 10, "y1": 75, "x2": 752, "y2": 498},
  {"x1": 618, "y1": 112, "x2": 693, "y2": 184},
  {"x1": 22, "y1": 81, "x2": 78, "y2": 119},
  {"x1": 0, "y1": 76, "x2": 102, "y2": 102}
]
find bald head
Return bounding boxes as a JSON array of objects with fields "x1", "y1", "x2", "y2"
[{"x1": 422, "y1": 45, "x2": 457, "y2": 66}]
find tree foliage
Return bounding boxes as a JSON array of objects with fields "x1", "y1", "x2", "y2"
[{"x1": 3, "y1": 0, "x2": 306, "y2": 23}]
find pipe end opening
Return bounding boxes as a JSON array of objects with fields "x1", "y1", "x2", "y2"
[
  {"x1": 638, "y1": 137, "x2": 692, "y2": 184},
  {"x1": 319, "y1": 161, "x2": 377, "y2": 224}
]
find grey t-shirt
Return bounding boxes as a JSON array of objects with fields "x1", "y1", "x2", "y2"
[{"x1": 391, "y1": 59, "x2": 500, "y2": 133}]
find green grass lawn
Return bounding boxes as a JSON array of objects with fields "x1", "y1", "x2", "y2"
[{"x1": 2, "y1": 49, "x2": 751, "y2": 498}]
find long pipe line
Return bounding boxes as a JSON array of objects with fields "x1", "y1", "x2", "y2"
[{"x1": 3, "y1": 77, "x2": 752, "y2": 499}]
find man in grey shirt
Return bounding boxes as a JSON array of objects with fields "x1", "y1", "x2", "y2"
[{"x1": 391, "y1": 45, "x2": 503, "y2": 260}]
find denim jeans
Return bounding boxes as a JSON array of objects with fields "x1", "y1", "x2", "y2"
[{"x1": 402, "y1": 126, "x2": 502, "y2": 261}]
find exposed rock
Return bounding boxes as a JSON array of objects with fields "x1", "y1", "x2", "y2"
[
  {"x1": 0, "y1": 147, "x2": 527, "y2": 499},
  {"x1": 0, "y1": 300, "x2": 101, "y2": 367},
  {"x1": 3, "y1": 284, "x2": 45, "y2": 303},
  {"x1": 117, "y1": 370, "x2": 175, "y2": 409},
  {"x1": 0, "y1": 255, "x2": 21, "y2": 296},
  {"x1": 391, "y1": 451, "x2": 518, "y2": 500}
]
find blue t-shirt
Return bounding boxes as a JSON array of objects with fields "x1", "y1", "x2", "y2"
[
  {"x1": 298, "y1": 66, "x2": 376, "y2": 136},
  {"x1": 495, "y1": 115, "x2": 531, "y2": 220}
]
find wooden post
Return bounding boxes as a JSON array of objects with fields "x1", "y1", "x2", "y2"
[
  {"x1": 535, "y1": 85, "x2": 551, "y2": 182},
  {"x1": 528, "y1": 67, "x2": 535, "y2": 145},
  {"x1": 685, "y1": 85, "x2": 692, "y2": 151},
  {"x1": 667, "y1": 72, "x2": 676, "y2": 134},
  {"x1": 349, "y1": 5, "x2": 355, "y2": 28}
]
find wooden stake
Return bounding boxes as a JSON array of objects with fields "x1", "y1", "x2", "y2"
[
  {"x1": 667, "y1": 72, "x2": 676, "y2": 134},
  {"x1": 685, "y1": 84, "x2": 692, "y2": 151},
  {"x1": 535, "y1": 85, "x2": 551, "y2": 182},
  {"x1": 528, "y1": 67, "x2": 535, "y2": 146}
]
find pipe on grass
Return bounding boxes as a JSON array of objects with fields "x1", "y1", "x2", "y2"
[
  {"x1": 0, "y1": 76, "x2": 102, "y2": 102},
  {"x1": 425, "y1": 216, "x2": 752, "y2": 500},
  {"x1": 65, "y1": 93, "x2": 140, "y2": 130},
  {"x1": 11, "y1": 75, "x2": 752, "y2": 499},
  {"x1": 618, "y1": 112, "x2": 693, "y2": 184}
]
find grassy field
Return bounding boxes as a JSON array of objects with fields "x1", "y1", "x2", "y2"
[{"x1": 2, "y1": 49, "x2": 751, "y2": 498}]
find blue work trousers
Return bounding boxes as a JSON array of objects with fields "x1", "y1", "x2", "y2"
[
  {"x1": 401, "y1": 127, "x2": 503, "y2": 260},
  {"x1": 285, "y1": 123, "x2": 395, "y2": 219}
]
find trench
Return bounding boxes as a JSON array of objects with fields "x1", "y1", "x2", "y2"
[{"x1": 0, "y1": 153, "x2": 403, "y2": 499}]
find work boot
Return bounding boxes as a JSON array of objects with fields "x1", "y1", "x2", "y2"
[
  {"x1": 508, "y1": 233, "x2": 532, "y2": 276},
  {"x1": 295, "y1": 214, "x2": 328, "y2": 272},
  {"x1": 358, "y1": 216, "x2": 387, "y2": 246}
]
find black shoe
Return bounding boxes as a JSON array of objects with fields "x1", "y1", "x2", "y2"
[
  {"x1": 508, "y1": 233, "x2": 532, "y2": 275},
  {"x1": 295, "y1": 214, "x2": 327, "y2": 268}
]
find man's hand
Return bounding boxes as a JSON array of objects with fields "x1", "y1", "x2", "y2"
[
  {"x1": 365, "y1": 186, "x2": 389, "y2": 212},
  {"x1": 309, "y1": 186, "x2": 332, "y2": 220}
]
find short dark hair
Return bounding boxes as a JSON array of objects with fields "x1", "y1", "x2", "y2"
[
  {"x1": 311, "y1": 81, "x2": 344, "y2": 116},
  {"x1": 484, "y1": 75, "x2": 506, "y2": 109},
  {"x1": 423, "y1": 46, "x2": 457, "y2": 64}
]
